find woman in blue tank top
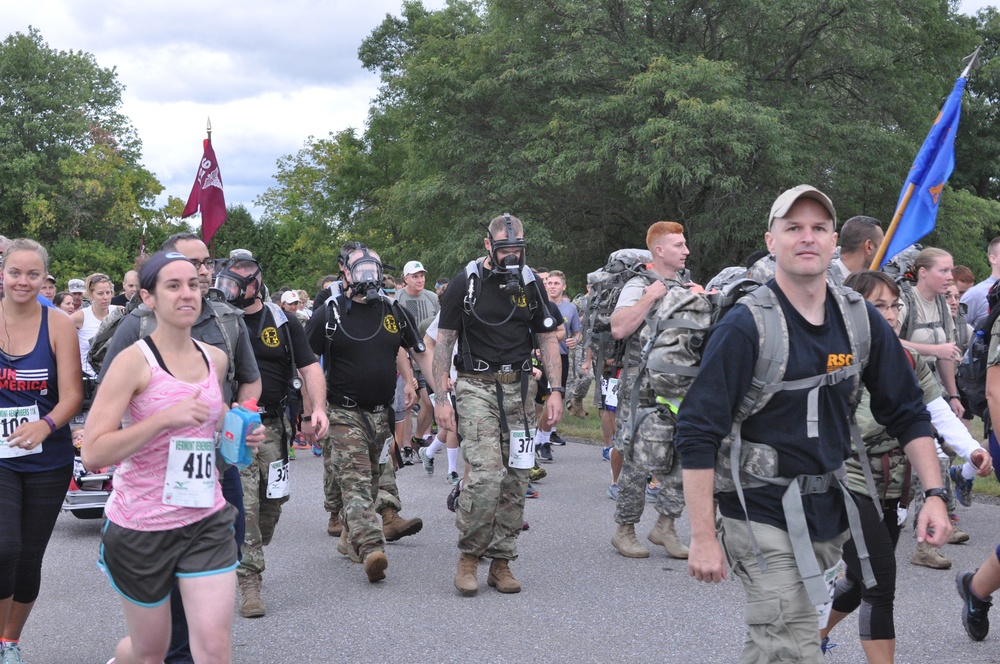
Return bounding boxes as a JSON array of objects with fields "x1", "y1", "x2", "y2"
[{"x1": 0, "y1": 239, "x2": 83, "y2": 664}]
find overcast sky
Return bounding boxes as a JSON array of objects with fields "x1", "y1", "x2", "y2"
[{"x1": 4, "y1": 0, "x2": 995, "y2": 220}]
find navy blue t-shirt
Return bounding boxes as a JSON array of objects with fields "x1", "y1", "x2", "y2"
[{"x1": 674, "y1": 282, "x2": 932, "y2": 541}]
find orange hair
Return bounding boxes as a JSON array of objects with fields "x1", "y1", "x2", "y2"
[{"x1": 646, "y1": 221, "x2": 684, "y2": 252}]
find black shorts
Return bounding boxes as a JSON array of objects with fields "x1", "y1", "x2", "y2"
[
  {"x1": 534, "y1": 354, "x2": 570, "y2": 405},
  {"x1": 98, "y1": 503, "x2": 239, "y2": 606},
  {"x1": 599, "y1": 367, "x2": 622, "y2": 412}
]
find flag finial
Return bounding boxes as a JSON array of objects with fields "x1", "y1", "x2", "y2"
[
  {"x1": 206, "y1": 116, "x2": 212, "y2": 139},
  {"x1": 962, "y1": 47, "x2": 982, "y2": 79}
]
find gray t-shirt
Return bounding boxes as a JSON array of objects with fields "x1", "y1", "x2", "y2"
[{"x1": 396, "y1": 289, "x2": 440, "y2": 326}]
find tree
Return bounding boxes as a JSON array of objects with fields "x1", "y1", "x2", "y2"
[{"x1": 0, "y1": 28, "x2": 160, "y2": 245}]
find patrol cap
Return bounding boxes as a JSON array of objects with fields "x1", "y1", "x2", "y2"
[
  {"x1": 403, "y1": 260, "x2": 426, "y2": 277},
  {"x1": 768, "y1": 185, "x2": 837, "y2": 230},
  {"x1": 68, "y1": 278, "x2": 86, "y2": 293}
]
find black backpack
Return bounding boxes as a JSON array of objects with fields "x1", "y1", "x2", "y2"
[{"x1": 957, "y1": 280, "x2": 1000, "y2": 423}]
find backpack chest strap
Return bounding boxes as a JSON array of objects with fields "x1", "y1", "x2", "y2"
[{"x1": 759, "y1": 363, "x2": 863, "y2": 438}]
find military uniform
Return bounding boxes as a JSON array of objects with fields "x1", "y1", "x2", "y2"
[{"x1": 438, "y1": 263, "x2": 558, "y2": 562}]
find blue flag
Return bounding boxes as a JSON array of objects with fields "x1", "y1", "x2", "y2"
[{"x1": 880, "y1": 76, "x2": 966, "y2": 267}]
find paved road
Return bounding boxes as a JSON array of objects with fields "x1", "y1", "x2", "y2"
[{"x1": 22, "y1": 440, "x2": 1000, "y2": 663}]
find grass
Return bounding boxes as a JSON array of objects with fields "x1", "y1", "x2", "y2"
[{"x1": 553, "y1": 383, "x2": 1000, "y2": 498}]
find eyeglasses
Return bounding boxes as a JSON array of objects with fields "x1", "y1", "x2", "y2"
[
  {"x1": 873, "y1": 302, "x2": 904, "y2": 313},
  {"x1": 188, "y1": 259, "x2": 212, "y2": 270}
]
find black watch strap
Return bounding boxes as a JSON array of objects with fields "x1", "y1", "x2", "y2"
[{"x1": 924, "y1": 487, "x2": 948, "y2": 501}]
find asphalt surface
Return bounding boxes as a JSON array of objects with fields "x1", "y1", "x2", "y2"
[{"x1": 23, "y1": 439, "x2": 1000, "y2": 663}]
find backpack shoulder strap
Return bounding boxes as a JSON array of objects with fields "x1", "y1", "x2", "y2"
[{"x1": 734, "y1": 285, "x2": 789, "y2": 423}]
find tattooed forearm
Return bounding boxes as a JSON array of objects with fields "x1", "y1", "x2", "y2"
[
  {"x1": 538, "y1": 332, "x2": 562, "y2": 388},
  {"x1": 434, "y1": 329, "x2": 459, "y2": 392}
]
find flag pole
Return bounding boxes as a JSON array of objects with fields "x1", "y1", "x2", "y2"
[
  {"x1": 869, "y1": 46, "x2": 981, "y2": 270},
  {"x1": 206, "y1": 116, "x2": 216, "y2": 260}
]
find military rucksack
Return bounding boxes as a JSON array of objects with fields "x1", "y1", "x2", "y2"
[{"x1": 957, "y1": 280, "x2": 1000, "y2": 423}]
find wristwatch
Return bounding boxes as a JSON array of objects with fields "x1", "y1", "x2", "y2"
[
  {"x1": 924, "y1": 487, "x2": 948, "y2": 502},
  {"x1": 302, "y1": 415, "x2": 312, "y2": 422},
  {"x1": 550, "y1": 387, "x2": 565, "y2": 395}
]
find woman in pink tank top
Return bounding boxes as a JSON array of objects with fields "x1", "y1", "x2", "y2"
[{"x1": 83, "y1": 252, "x2": 263, "y2": 664}]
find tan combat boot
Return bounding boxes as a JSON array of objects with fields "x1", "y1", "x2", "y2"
[
  {"x1": 455, "y1": 553, "x2": 480, "y2": 596},
  {"x1": 487, "y1": 559, "x2": 522, "y2": 593},
  {"x1": 948, "y1": 526, "x2": 970, "y2": 545},
  {"x1": 337, "y1": 529, "x2": 361, "y2": 563},
  {"x1": 647, "y1": 515, "x2": 690, "y2": 559},
  {"x1": 611, "y1": 524, "x2": 649, "y2": 558},
  {"x1": 237, "y1": 573, "x2": 265, "y2": 618},
  {"x1": 380, "y1": 507, "x2": 423, "y2": 542},
  {"x1": 327, "y1": 513, "x2": 342, "y2": 537},
  {"x1": 364, "y1": 550, "x2": 388, "y2": 583},
  {"x1": 911, "y1": 541, "x2": 951, "y2": 569},
  {"x1": 569, "y1": 398, "x2": 588, "y2": 418}
]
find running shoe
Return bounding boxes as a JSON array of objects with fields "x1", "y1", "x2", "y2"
[
  {"x1": 957, "y1": 570, "x2": 992, "y2": 641},
  {"x1": 447, "y1": 483, "x2": 461, "y2": 512},
  {"x1": 288, "y1": 447, "x2": 296, "y2": 461},
  {"x1": 950, "y1": 465, "x2": 974, "y2": 507},
  {"x1": 446, "y1": 471, "x2": 460, "y2": 485},
  {"x1": 820, "y1": 636, "x2": 836, "y2": 654},
  {"x1": 529, "y1": 465, "x2": 547, "y2": 482},
  {"x1": 1, "y1": 644, "x2": 24, "y2": 664},
  {"x1": 537, "y1": 443, "x2": 553, "y2": 463},
  {"x1": 313, "y1": 443, "x2": 323, "y2": 457},
  {"x1": 291, "y1": 435, "x2": 310, "y2": 450},
  {"x1": 602, "y1": 446, "x2": 612, "y2": 462},
  {"x1": 522, "y1": 521, "x2": 530, "y2": 531},
  {"x1": 607, "y1": 483, "x2": 619, "y2": 501},
  {"x1": 419, "y1": 447, "x2": 434, "y2": 475},
  {"x1": 402, "y1": 446, "x2": 415, "y2": 466},
  {"x1": 645, "y1": 479, "x2": 661, "y2": 502},
  {"x1": 550, "y1": 432, "x2": 566, "y2": 446},
  {"x1": 526, "y1": 483, "x2": 539, "y2": 499}
]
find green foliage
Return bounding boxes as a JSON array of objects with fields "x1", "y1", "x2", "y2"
[
  {"x1": 0, "y1": 28, "x2": 161, "y2": 246},
  {"x1": 924, "y1": 186, "x2": 1000, "y2": 279}
]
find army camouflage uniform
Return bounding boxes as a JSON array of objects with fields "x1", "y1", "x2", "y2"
[
  {"x1": 567, "y1": 293, "x2": 593, "y2": 403},
  {"x1": 327, "y1": 404, "x2": 393, "y2": 558},
  {"x1": 454, "y1": 375, "x2": 533, "y2": 559},
  {"x1": 238, "y1": 417, "x2": 290, "y2": 579},
  {"x1": 614, "y1": 368, "x2": 683, "y2": 525},
  {"x1": 323, "y1": 439, "x2": 402, "y2": 516}
]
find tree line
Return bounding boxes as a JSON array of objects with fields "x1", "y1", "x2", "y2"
[{"x1": 5, "y1": 2, "x2": 1000, "y2": 293}]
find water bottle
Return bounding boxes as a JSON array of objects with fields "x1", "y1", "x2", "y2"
[{"x1": 220, "y1": 398, "x2": 261, "y2": 469}]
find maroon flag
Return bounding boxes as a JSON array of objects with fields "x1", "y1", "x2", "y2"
[{"x1": 181, "y1": 138, "x2": 227, "y2": 244}]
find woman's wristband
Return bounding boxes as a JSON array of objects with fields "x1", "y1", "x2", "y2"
[{"x1": 42, "y1": 415, "x2": 57, "y2": 433}]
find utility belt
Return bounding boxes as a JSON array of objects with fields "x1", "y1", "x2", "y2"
[
  {"x1": 328, "y1": 393, "x2": 388, "y2": 413},
  {"x1": 456, "y1": 358, "x2": 531, "y2": 384},
  {"x1": 258, "y1": 399, "x2": 287, "y2": 422}
]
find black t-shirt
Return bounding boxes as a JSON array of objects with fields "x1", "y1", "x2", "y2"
[
  {"x1": 111, "y1": 294, "x2": 128, "y2": 307},
  {"x1": 306, "y1": 296, "x2": 419, "y2": 409},
  {"x1": 438, "y1": 264, "x2": 558, "y2": 369},
  {"x1": 674, "y1": 282, "x2": 932, "y2": 541},
  {"x1": 242, "y1": 306, "x2": 317, "y2": 408}
]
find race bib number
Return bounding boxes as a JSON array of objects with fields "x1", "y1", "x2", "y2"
[
  {"x1": 815, "y1": 559, "x2": 844, "y2": 629},
  {"x1": 508, "y1": 428, "x2": 536, "y2": 469},
  {"x1": 163, "y1": 437, "x2": 216, "y2": 508},
  {"x1": 0, "y1": 405, "x2": 41, "y2": 458},
  {"x1": 379, "y1": 436, "x2": 392, "y2": 465},
  {"x1": 896, "y1": 505, "x2": 908, "y2": 527},
  {"x1": 266, "y1": 459, "x2": 290, "y2": 498},
  {"x1": 605, "y1": 377, "x2": 619, "y2": 409}
]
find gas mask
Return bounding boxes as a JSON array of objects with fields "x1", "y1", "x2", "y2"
[
  {"x1": 488, "y1": 213, "x2": 526, "y2": 294},
  {"x1": 214, "y1": 261, "x2": 262, "y2": 308},
  {"x1": 345, "y1": 250, "x2": 384, "y2": 304}
]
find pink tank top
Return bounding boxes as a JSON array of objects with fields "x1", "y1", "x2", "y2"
[{"x1": 104, "y1": 338, "x2": 226, "y2": 531}]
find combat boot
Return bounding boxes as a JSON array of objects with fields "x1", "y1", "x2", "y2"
[
  {"x1": 337, "y1": 529, "x2": 361, "y2": 563},
  {"x1": 911, "y1": 541, "x2": 952, "y2": 569},
  {"x1": 327, "y1": 513, "x2": 342, "y2": 537},
  {"x1": 380, "y1": 507, "x2": 423, "y2": 541},
  {"x1": 569, "y1": 398, "x2": 588, "y2": 418},
  {"x1": 487, "y1": 559, "x2": 522, "y2": 593},
  {"x1": 949, "y1": 526, "x2": 970, "y2": 545},
  {"x1": 363, "y1": 551, "x2": 388, "y2": 583},
  {"x1": 455, "y1": 553, "x2": 480, "y2": 596},
  {"x1": 238, "y1": 573, "x2": 265, "y2": 618},
  {"x1": 611, "y1": 524, "x2": 649, "y2": 558},
  {"x1": 647, "y1": 515, "x2": 690, "y2": 559}
]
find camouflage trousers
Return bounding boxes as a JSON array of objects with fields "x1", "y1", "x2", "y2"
[
  {"x1": 238, "y1": 419, "x2": 290, "y2": 578},
  {"x1": 323, "y1": 441, "x2": 402, "y2": 516},
  {"x1": 614, "y1": 392, "x2": 684, "y2": 525},
  {"x1": 567, "y1": 344, "x2": 592, "y2": 402},
  {"x1": 326, "y1": 405, "x2": 393, "y2": 558},
  {"x1": 910, "y1": 455, "x2": 958, "y2": 535},
  {"x1": 455, "y1": 375, "x2": 532, "y2": 560}
]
